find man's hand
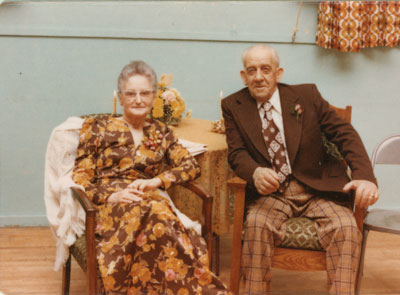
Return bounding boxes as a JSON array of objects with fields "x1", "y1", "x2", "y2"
[
  {"x1": 252, "y1": 167, "x2": 280, "y2": 195},
  {"x1": 107, "y1": 188, "x2": 144, "y2": 203},
  {"x1": 128, "y1": 178, "x2": 163, "y2": 192},
  {"x1": 343, "y1": 180, "x2": 379, "y2": 209}
]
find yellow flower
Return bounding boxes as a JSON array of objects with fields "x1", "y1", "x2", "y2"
[
  {"x1": 101, "y1": 235, "x2": 118, "y2": 253},
  {"x1": 105, "y1": 158, "x2": 113, "y2": 167},
  {"x1": 164, "y1": 247, "x2": 178, "y2": 257},
  {"x1": 188, "y1": 168, "x2": 199, "y2": 179},
  {"x1": 158, "y1": 260, "x2": 167, "y2": 272},
  {"x1": 152, "y1": 97, "x2": 164, "y2": 118},
  {"x1": 194, "y1": 267, "x2": 212, "y2": 286},
  {"x1": 143, "y1": 244, "x2": 151, "y2": 252},
  {"x1": 81, "y1": 125, "x2": 92, "y2": 141},
  {"x1": 127, "y1": 287, "x2": 140, "y2": 295},
  {"x1": 118, "y1": 135, "x2": 127, "y2": 145},
  {"x1": 100, "y1": 178, "x2": 109, "y2": 185},
  {"x1": 130, "y1": 263, "x2": 141, "y2": 284},
  {"x1": 106, "y1": 121, "x2": 118, "y2": 132},
  {"x1": 77, "y1": 149, "x2": 85, "y2": 157},
  {"x1": 73, "y1": 170, "x2": 93, "y2": 187},
  {"x1": 150, "y1": 201, "x2": 167, "y2": 215},
  {"x1": 119, "y1": 157, "x2": 133, "y2": 170},
  {"x1": 166, "y1": 257, "x2": 179, "y2": 270},
  {"x1": 171, "y1": 98, "x2": 185, "y2": 119},
  {"x1": 125, "y1": 218, "x2": 140, "y2": 234},
  {"x1": 78, "y1": 158, "x2": 95, "y2": 170},
  {"x1": 104, "y1": 147, "x2": 113, "y2": 157},
  {"x1": 159, "y1": 74, "x2": 173, "y2": 87},
  {"x1": 178, "y1": 288, "x2": 189, "y2": 295},
  {"x1": 103, "y1": 275, "x2": 116, "y2": 290},
  {"x1": 153, "y1": 222, "x2": 166, "y2": 238},
  {"x1": 199, "y1": 254, "x2": 209, "y2": 266},
  {"x1": 106, "y1": 119, "x2": 127, "y2": 132},
  {"x1": 180, "y1": 171, "x2": 189, "y2": 181},
  {"x1": 138, "y1": 267, "x2": 151, "y2": 283},
  {"x1": 150, "y1": 201, "x2": 174, "y2": 221}
]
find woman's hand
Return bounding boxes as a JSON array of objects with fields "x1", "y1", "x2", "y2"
[
  {"x1": 128, "y1": 178, "x2": 163, "y2": 192},
  {"x1": 107, "y1": 188, "x2": 144, "y2": 203}
]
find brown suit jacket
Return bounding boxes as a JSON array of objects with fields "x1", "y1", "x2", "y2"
[{"x1": 222, "y1": 83, "x2": 376, "y2": 200}]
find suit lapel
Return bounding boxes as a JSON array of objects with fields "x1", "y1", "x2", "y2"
[
  {"x1": 279, "y1": 84, "x2": 303, "y2": 167},
  {"x1": 234, "y1": 89, "x2": 271, "y2": 162}
]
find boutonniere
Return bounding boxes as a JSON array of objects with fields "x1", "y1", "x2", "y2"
[{"x1": 291, "y1": 103, "x2": 303, "y2": 122}]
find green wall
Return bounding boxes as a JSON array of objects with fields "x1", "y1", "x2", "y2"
[{"x1": 1, "y1": 1, "x2": 399, "y2": 226}]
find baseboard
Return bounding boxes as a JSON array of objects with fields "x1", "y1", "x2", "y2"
[{"x1": 0, "y1": 215, "x2": 49, "y2": 227}]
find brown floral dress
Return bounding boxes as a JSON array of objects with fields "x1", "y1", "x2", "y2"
[{"x1": 73, "y1": 115, "x2": 230, "y2": 295}]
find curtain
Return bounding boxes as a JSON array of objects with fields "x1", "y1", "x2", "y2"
[{"x1": 316, "y1": 1, "x2": 400, "y2": 52}]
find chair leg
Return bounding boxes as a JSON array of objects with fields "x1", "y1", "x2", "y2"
[
  {"x1": 355, "y1": 228, "x2": 370, "y2": 295},
  {"x1": 62, "y1": 254, "x2": 71, "y2": 295},
  {"x1": 214, "y1": 234, "x2": 220, "y2": 276}
]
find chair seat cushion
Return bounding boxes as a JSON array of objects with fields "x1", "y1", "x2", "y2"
[{"x1": 279, "y1": 217, "x2": 323, "y2": 251}]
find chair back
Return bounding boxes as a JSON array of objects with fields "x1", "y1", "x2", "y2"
[
  {"x1": 330, "y1": 105, "x2": 352, "y2": 123},
  {"x1": 371, "y1": 135, "x2": 400, "y2": 167}
]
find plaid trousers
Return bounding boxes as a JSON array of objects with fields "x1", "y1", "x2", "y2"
[{"x1": 241, "y1": 179, "x2": 361, "y2": 295}]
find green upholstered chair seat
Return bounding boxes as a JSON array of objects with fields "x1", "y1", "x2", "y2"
[{"x1": 279, "y1": 217, "x2": 323, "y2": 251}]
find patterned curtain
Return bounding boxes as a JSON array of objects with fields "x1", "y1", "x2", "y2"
[{"x1": 316, "y1": 1, "x2": 400, "y2": 52}]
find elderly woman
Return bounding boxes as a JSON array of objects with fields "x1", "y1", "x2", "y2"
[{"x1": 73, "y1": 61, "x2": 230, "y2": 294}]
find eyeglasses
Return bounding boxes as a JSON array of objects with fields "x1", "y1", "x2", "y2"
[{"x1": 121, "y1": 89, "x2": 155, "y2": 100}]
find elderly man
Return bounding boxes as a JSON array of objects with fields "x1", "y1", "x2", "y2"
[{"x1": 222, "y1": 44, "x2": 379, "y2": 295}]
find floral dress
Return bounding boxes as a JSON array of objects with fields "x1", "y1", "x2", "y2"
[{"x1": 73, "y1": 115, "x2": 230, "y2": 295}]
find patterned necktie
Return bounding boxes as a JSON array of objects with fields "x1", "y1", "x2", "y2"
[{"x1": 261, "y1": 102, "x2": 290, "y2": 193}]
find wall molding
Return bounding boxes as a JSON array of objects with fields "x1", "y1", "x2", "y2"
[
  {"x1": 0, "y1": 215, "x2": 49, "y2": 227},
  {"x1": 0, "y1": 1, "x2": 318, "y2": 44}
]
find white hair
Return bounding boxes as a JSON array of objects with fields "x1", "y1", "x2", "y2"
[
  {"x1": 241, "y1": 44, "x2": 280, "y2": 68},
  {"x1": 118, "y1": 60, "x2": 158, "y2": 92}
]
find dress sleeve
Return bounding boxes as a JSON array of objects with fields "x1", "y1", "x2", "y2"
[
  {"x1": 156, "y1": 127, "x2": 201, "y2": 190},
  {"x1": 72, "y1": 117, "x2": 110, "y2": 204}
]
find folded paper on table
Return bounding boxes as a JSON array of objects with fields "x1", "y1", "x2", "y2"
[{"x1": 178, "y1": 138, "x2": 208, "y2": 156}]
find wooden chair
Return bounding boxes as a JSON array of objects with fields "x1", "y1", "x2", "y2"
[
  {"x1": 227, "y1": 105, "x2": 367, "y2": 294},
  {"x1": 356, "y1": 134, "x2": 400, "y2": 294},
  {"x1": 62, "y1": 182, "x2": 214, "y2": 295}
]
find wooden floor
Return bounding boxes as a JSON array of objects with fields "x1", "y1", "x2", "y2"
[{"x1": 0, "y1": 227, "x2": 399, "y2": 295}]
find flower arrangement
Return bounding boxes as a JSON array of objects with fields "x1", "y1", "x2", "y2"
[{"x1": 150, "y1": 74, "x2": 186, "y2": 125}]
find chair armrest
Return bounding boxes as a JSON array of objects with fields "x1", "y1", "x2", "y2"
[
  {"x1": 348, "y1": 189, "x2": 366, "y2": 232},
  {"x1": 354, "y1": 205, "x2": 367, "y2": 232},
  {"x1": 71, "y1": 187, "x2": 96, "y2": 214},
  {"x1": 227, "y1": 176, "x2": 247, "y2": 189},
  {"x1": 227, "y1": 176, "x2": 247, "y2": 293},
  {"x1": 177, "y1": 181, "x2": 214, "y2": 254},
  {"x1": 179, "y1": 181, "x2": 213, "y2": 201}
]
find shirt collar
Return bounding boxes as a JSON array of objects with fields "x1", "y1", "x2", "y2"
[{"x1": 257, "y1": 88, "x2": 281, "y2": 115}]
